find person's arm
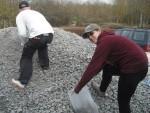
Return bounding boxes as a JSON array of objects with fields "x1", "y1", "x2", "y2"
[
  {"x1": 16, "y1": 15, "x2": 27, "y2": 44},
  {"x1": 74, "y1": 39, "x2": 112, "y2": 93}
]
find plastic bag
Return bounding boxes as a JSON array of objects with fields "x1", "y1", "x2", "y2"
[
  {"x1": 144, "y1": 79, "x2": 150, "y2": 87},
  {"x1": 68, "y1": 86, "x2": 99, "y2": 113}
]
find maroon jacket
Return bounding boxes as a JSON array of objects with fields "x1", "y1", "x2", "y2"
[{"x1": 75, "y1": 31, "x2": 148, "y2": 93}]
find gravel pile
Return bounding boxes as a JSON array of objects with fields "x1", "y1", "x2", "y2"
[{"x1": 0, "y1": 27, "x2": 149, "y2": 113}]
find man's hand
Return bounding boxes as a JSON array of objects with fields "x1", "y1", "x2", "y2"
[
  {"x1": 21, "y1": 42, "x2": 24, "y2": 46},
  {"x1": 74, "y1": 87, "x2": 80, "y2": 94},
  {"x1": 70, "y1": 89, "x2": 76, "y2": 95}
]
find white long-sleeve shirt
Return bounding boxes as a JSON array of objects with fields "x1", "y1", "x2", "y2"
[{"x1": 16, "y1": 9, "x2": 54, "y2": 44}]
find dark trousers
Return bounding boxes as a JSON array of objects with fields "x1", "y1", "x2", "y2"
[
  {"x1": 99, "y1": 64, "x2": 147, "y2": 113},
  {"x1": 19, "y1": 33, "x2": 53, "y2": 85}
]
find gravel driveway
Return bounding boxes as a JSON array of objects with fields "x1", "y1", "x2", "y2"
[{"x1": 0, "y1": 27, "x2": 150, "y2": 113}]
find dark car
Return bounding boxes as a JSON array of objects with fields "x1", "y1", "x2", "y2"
[{"x1": 115, "y1": 28, "x2": 150, "y2": 52}]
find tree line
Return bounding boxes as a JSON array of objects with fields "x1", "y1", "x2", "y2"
[{"x1": 0, "y1": 0, "x2": 150, "y2": 28}]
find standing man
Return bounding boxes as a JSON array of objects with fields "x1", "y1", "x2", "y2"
[
  {"x1": 12, "y1": 1, "x2": 54, "y2": 89},
  {"x1": 73, "y1": 24, "x2": 148, "y2": 113}
]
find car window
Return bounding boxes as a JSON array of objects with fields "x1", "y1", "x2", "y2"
[
  {"x1": 148, "y1": 32, "x2": 150, "y2": 44},
  {"x1": 121, "y1": 30, "x2": 133, "y2": 39},
  {"x1": 133, "y1": 31, "x2": 145, "y2": 41},
  {"x1": 115, "y1": 30, "x2": 122, "y2": 35}
]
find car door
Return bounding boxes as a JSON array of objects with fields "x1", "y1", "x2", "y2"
[
  {"x1": 121, "y1": 29, "x2": 133, "y2": 40},
  {"x1": 132, "y1": 30, "x2": 146, "y2": 50}
]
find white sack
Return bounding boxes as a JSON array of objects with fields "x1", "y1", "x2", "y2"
[{"x1": 68, "y1": 86, "x2": 99, "y2": 113}]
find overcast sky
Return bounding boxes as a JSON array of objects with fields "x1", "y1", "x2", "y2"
[
  {"x1": 65, "y1": 0, "x2": 114, "y2": 4},
  {"x1": 28, "y1": 0, "x2": 114, "y2": 4}
]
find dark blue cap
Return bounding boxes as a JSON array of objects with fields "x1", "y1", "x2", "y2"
[{"x1": 19, "y1": 1, "x2": 29, "y2": 9}]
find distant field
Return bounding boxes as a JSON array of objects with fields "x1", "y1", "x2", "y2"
[
  {"x1": 61, "y1": 23, "x2": 131, "y2": 36},
  {"x1": 61, "y1": 23, "x2": 125, "y2": 36},
  {"x1": 62, "y1": 26, "x2": 84, "y2": 36}
]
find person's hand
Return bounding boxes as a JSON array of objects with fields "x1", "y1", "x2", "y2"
[
  {"x1": 70, "y1": 88, "x2": 76, "y2": 95},
  {"x1": 70, "y1": 88, "x2": 79, "y2": 96},
  {"x1": 74, "y1": 87, "x2": 80, "y2": 94},
  {"x1": 21, "y1": 42, "x2": 24, "y2": 46}
]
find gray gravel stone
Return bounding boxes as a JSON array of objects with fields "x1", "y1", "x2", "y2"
[{"x1": 0, "y1": 27, "x2": 149, "y2": 113}]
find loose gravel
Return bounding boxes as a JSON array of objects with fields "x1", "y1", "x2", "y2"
[{"x1": 0, "y1": 27, "x2": 150, "y2": 113}]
